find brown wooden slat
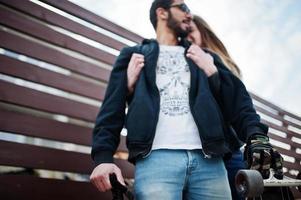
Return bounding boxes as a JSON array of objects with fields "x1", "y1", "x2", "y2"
[
  {"x1": 255, "y1": 105, "x2": 301, "y2": 131},
  {"x1": 262, "y1": 119, "x2": 301, "y2": 139},
  {"x1": 0, "y1": 29, "x2": 111, "y2": 82},
  {"x1": 0, "y1": 108, "x2": 128, "y2": 152},
  {"x1": 0, "y1": 140, "x2": 134, "y2": 177},
  {"x1": 0, "y1": 108, "x2": 92, "y2": 145},
  {"x1": 0, "y1": 175, "x2": 112, "y2": 200},
  {"x1": 0, "y1": 80, "x2": 98, "y2": 122},
  {"x1": 283, "y1": 161, "x2": 301, "y2": 172},
  {"x1": 251, "y1": 92, "x2": 301, "y2": 122},
  {"x1": 251, "y1": 92, "x2": 283, "y2": 113},
  {"x1": 268, "y1": 133, "x2": 300, "y2": 150},
  {"x1": 0, "y1": 140, "x2": 93, "y2": 174},
  {"x1": 0, "y1": 55, "x2": 106, "y2": 101},
  {"x1": 40, "y1": 0, "x2": 144, "y2": 43},
  {"x1": 0, "y1": 7, "x2": 117, "y2": 64},
  {"x1": 275, "y1": 147, "x2": 301, "y2": 161},
  {"x1": 0, "y1": 0, "x2": 128, "y2": 51},
  {"x1": 255, "y1": 105, "x2": 284, "y2": 122}
]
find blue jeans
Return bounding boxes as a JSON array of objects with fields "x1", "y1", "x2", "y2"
[
  {"x1": 224, "y1": 149, "x2": 246, "y2": 200},
  {"x1": 134, "y1": 149, "x2": 232, "y2": 200}
]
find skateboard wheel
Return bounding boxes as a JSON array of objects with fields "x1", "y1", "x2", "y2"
[{"x1": 235, "y1": 169, "x2": 264, "y2": 197}]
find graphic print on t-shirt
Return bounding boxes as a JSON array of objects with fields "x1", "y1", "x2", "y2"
[{"x1": 156, "y1": 48, "x2": 190, "y2": 116}]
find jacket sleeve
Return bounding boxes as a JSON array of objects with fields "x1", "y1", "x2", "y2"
[
  {"x1": 91, "y1": 47, "x2": 134, "y2": 165},
  {"x1": 208, "y1": 53, "x2": 268, "y2": 143}
]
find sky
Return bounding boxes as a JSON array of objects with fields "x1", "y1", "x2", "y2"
[{"x1": 69, "y1": 0, "x2": 301, "y2": 117}]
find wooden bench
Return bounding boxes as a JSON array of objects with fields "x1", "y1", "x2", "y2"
[{"x1": 0, "y1": 0, "x2": 300, "y2": 199}]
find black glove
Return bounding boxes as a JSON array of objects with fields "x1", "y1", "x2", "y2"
[{"x1": 244, "y1": 134, "x2": 283, "y2": 179}]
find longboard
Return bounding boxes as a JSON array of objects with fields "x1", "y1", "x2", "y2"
[{"x1": 235, "y1": 169, "x2": 301, "y2": 199}]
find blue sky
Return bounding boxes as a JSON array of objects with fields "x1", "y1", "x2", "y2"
[{"x1": 70, "y1": 0, "x2": 301, "y2": 116}]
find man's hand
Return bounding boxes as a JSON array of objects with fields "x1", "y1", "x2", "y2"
[
  {"x1": 244, "y1": 134, "x2": 284, "y2": 179},
  {"x1": 127, "y1": 53, "x2": 144, "y2": 94},
  {"x1": 90, "y1": 163, "x2": 125, "y2": 192},
  {"x1": 186, "y1": 44, "x2": 218, "y2": 77}
]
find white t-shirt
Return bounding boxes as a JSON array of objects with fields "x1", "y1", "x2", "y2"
[{"x1": 151, "y1": 45, "x2": 202, "y2": 150}]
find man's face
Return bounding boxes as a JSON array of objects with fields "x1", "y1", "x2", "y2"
[{"x1": 167, "y1": 0, "x2": 192, "y2": 38}]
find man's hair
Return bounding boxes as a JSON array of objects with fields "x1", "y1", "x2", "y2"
[{"x1": 149, "y1": 0, "x2": 173, "y2": 30}]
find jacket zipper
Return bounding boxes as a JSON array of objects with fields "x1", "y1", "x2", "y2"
[
  {"x1": 190, "y1": 106, "x2": 211, "y2": 159},
  {"x1": 185, "y1": 53, "x2": 211, "y2": 159},
  {"x1": 141, "y1": 43, "x2": 160, "y2": 159},
  {"x1": 142, "y1": 79, "x2": 161, "y2": 159}
]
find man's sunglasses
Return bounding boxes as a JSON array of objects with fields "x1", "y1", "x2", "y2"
[{"x1": 169, "y1": 3, "x2": 191, "y2": 14}]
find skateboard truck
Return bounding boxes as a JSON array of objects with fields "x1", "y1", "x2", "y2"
[
  {"x1": 110, "y1": 174, "x2": 134, "y2": 200},
  {"x1": 235, "y1": 169, "x2": 301, "y2": 198}
]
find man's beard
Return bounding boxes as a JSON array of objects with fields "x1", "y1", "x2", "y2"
[{"x1": 167, "y1": 11, "x2": 191, "y2": 39}]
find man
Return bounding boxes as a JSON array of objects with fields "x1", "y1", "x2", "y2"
[{"x1": 90, "y1": 0, "x2": 282, "y2": 199}]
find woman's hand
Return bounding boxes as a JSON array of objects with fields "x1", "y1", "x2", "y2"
[
  {"x1": 186, "y1": 44, "x2": 217, "y2": 77},
  {"x1": 127, "y1": 53, "x2": 144, "y2": 94}
]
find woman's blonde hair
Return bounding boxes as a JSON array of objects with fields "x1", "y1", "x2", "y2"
[{"x1": 193, "y1": 15, "x2": 241, "y2": 77}]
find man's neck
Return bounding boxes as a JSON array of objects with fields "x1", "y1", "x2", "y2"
[{"x1": 156, "y1": 26, "x2": 179, "y2": 46}]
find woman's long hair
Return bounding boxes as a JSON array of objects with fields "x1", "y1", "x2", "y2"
[{"x1": 193, "y1": 15, "x2": 241, "y2": 77}]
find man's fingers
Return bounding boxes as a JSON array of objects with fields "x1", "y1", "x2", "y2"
[
  {"x1": 260, "y1": 149, "x2": 271, "y2": 179},
  {"x1": 91, "y1": 175, "x2": 106, "y2": 192},
  {"x1": 272, "y1": 149, "x2": 283, "y2": 169},
  {"x1": 114, "y1": 169, "x2": 126, "y2": 186},
  {"x1": 271, "y1": 149, "x2": 284, "y2": 179},
  {"x1": 101, "y1": 175, "x2": 112, "y2": 191},
  {"x1": 135, "y1": 63, "x2": 144, "y2": 72},
  {"x1": 129, "y1": 54, "x2": 144, "y2": 69},
  {"x1": 186, "y1": 53, "x2": 198, "y2": 61},
  {"x1": 134, "y1": 57, "x2": 144, "y2": 64},
  {"x1": 250, "y1": 151, "x2": 261, "y2": 170},
  {"x1": 188, "y1": 44, "x2": 204, "y2": 54},
  {"x1": 97, "y1": 178, "x2": 107, "y2": 192},
  {"x1": 132, "y1": 53, "x2": 144, "y2": 59},
  {"x1": 261, "y1": 149, "x2": 271, "y2": 170}
]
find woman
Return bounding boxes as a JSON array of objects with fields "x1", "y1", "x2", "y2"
[{"x1": 187, "y1": 15, "x2": 245, "y2": 200}]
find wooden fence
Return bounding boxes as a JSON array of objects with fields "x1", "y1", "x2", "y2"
[{"x1": 0, "y1": 0, "x2": 300, "y2": 199}]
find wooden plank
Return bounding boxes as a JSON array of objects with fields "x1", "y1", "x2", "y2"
[
  {"x1": 40, "y1": 0, "x2": 144, "y2": 43},
  {"x1": 251, "y1": 92, "x2": 301, "y2": 122},
  {"x1": 0, "y1": 141, "x2": 134, "y2": 177},
  {"x1": 0, "y1": 80, "x2": 98, "y2": 122},
  {"x1": 275, "y1": 147, "x2": 301, "y2": 161},
  {"x1": 0, "y1": 0, "x2": 128, "y2": 51},
  {"x1": 0, "y1": 55, "x2": 106, "y2": 101},
  {"x1": 268, "y1": 133, "x2": 300, "y2": 150},
  {"x1": 255, "y1": 105, "x2": 284, "y2": 122},
  {"x1": 256, "y1": 105, "x2": 301, "y2": 131},
  {"x1": 0, "y1": 29, "x2": 111, "y2": 82},
  {"x1": 0, "y1": 108, "x2": 128, "y2": 152},
  {"x1": 262, "y1": 119, "x2": 301, "y2": 139},
  {"x1": 0, "y1": 108, "x2": 92, "y2": 145},
  {"x1": 283, "y1": 161, "x2": 301, "y2": 173},
  {"x1": 251, "y1": 92, "x2": 283, "y2": 113},
  {"x1": 0, "y1": 6, "x2": 119, "y2": 64},
  {"x1": 0, "y1": 175, "x2": 112, "y2": 200}
]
